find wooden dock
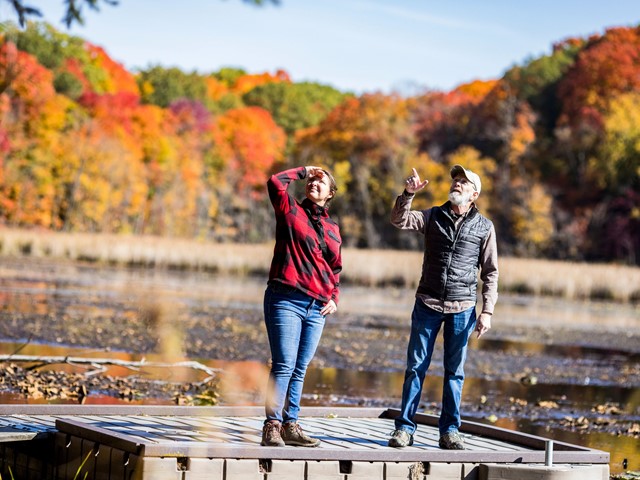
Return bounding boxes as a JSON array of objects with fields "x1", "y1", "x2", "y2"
[{"x1": 0, "y1": 405, "x2": 609, "y2": 479}]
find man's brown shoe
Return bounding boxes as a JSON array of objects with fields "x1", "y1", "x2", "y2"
[
  {"x1": 281, "y1": 422, "x2": 320, "y2": 447},
  {"x1": 261, "y1": 420, "x2": 285, "y2": 447}
]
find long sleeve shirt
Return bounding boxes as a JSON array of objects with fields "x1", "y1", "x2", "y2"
[
  {"x1": 267, "y1": 167, "x2": 342, "y2": 304},
  {"x1": 391, "y1": 190, "x2": 498, "y2": 315}
]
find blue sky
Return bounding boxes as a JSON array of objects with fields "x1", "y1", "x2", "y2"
[{"x1": 5, "y1": 0, "x2": 640, "y2": 94}]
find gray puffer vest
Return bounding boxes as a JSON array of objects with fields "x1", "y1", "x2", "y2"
[{"x1": 417, "y1": 203, "x2": 493, "y2": 302}]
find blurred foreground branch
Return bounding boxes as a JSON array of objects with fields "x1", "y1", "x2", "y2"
[{"x1": 0, "y1": 355, "x2": 221, "y2": 385}]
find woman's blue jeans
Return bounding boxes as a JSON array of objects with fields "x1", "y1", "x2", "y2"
[
  {"x1": 264, "y1": 283, "x2": 326, "y2": 424},
  {"x1": 395, "y1": 299, "x2": 476, "y2": 435}
]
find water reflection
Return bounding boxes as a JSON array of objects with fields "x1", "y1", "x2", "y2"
[
  {"x1": 480, "y1": 338, "x2": 640, "y2": 362},
  {"x1": 512, "y1": 419, "x2": 639, "y2": 474}
]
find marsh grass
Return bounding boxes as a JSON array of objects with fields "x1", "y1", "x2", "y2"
[
  {"x1": 0, "y1": 465, "x2": 14, "y2": 480},
  {"x1": 1, "y1": 228, "x2": 639, "y2": 303}
]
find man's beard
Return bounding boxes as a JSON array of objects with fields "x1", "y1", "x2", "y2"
[{"x1": 448, "y1": 190, "x2": 472, "y2": 206}]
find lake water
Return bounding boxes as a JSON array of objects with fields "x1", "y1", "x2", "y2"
[{"x1": 0, "y1": 257, "x2": 637, "y2": 474}]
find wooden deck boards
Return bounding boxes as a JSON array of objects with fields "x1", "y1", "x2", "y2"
[{"x1": 0, "y1": 405, "x2": 609, "y2": 465}]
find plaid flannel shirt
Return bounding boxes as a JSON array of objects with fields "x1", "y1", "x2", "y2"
[{"x1": 267, "y1": 167, "x2": 342, "y2": 304}]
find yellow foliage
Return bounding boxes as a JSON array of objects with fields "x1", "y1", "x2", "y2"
[
  {"x1": 139, "y1": 79, "x2": 155, "y2": 97},
  {"x1": 447, "y1": 146, "x2": 497, "y2": 210},
  {"x1": 415, "y1": 154, "x2": 449, "y2": 206},
  {"x1": 512, "y1": 182, "x2": 554, "y2": 251},
  {"x1": 599, "y1": 92, "x2": 640, "y2": 186},
  {"x1": 331, "y1": 160, "x2": 352, "y2": 191}
]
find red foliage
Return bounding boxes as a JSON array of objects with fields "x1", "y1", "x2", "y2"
[
  {"x1": 412, "y1": 89, "x2": 482, "y2": 153},
  {"x1": 558, "y1": 26, "x2": 640, "y2": 130},
  {"x1": 79, "y1": 91, "x2": 141, "y2": 134},
  {"x1": 0, "y1": 42, "x2": 57, "y2": 114}
]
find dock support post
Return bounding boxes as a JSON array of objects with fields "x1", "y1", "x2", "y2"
[{"x1": 545, "y1": 440, "x2": 553, "y2": 467}]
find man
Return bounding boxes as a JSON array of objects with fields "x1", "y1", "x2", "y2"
[{"x1": 388, "y1": 164, "x2": 498, "y2": 450}]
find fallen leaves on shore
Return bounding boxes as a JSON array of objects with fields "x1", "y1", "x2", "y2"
[{"x1": 0, "y1": 362, "x2": 220, "y2": 406}]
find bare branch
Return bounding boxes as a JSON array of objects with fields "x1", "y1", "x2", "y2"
[{"x1": 0, "y1": 354, "x2": 222, "y2": 383}]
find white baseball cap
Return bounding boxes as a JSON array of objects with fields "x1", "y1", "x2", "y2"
[{"x1": 450, "y1": 164, "x2": 481, "y2": 194}]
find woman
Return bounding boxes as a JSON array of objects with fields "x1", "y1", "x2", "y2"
[{"x1": 261, "y1": 165, "x2": 342, "y2": 448}]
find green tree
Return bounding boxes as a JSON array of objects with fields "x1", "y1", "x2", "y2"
[
  {"x1": 243, "y1": 81, "x2": 348, "y2": 136},
  {"x1": 137, "y1": 66, "x2": 208, "y2": 108},
  {"x1": 503, "y1": 39, "x2": 581, "y2": 133},
  {"x1": 212, "y1": 67, "x2": 247, "y2": 88},
  {"x1": 53, "y1": 70, "x2": 83, "y2": 98},
  {"x1": 2, "y1": 21, "x2": 86, "y2": 70}
]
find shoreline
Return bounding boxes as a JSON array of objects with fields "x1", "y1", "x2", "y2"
[{"x1": 1, "y1": 228, "x2": 639, "y2": 303}]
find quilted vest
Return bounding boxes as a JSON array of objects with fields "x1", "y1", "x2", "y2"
[{"x1": 417, "y1": 203, "x2": 493, "y2": 302}]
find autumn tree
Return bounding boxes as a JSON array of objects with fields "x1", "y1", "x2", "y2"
[
  {"x1": 0, "y1": 40, "x2": 74, "y2": 227},
  {"x1": 574, "y1": 92, "x2": 640, "y2": 264},
  {"x1": 210, "y1": 106, "x2": 286, "y2": 241},
  {"x1": 553, "y1": 27, "x2": 640, "y2": 189},
  {"x1": 296, "y1": 93, "x2": 421, "y2": 248},
  {"x1": 503, "y1": 38, "x2": 581, "y2": 136},
  {"x1": 598, "y1": 92, "x2": 640, "y2": 193},
  {"x1": 3, "y1": 22, "x2": 138, "y2": 98}
]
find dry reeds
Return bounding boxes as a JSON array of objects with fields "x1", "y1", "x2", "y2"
[
  {"x1": 1, "y1": 228, "x2": 639, "y2": 303},
  {"x1": 498, "y1": 257, "x2": 640, "y2": 303},
  {"x1": 0, "y1": 228, "x2": 273, "y2": 275}
]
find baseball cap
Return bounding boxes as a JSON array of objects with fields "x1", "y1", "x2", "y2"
[{"x1": 450, "y1": 164, "x2": 481, "y2": 194}]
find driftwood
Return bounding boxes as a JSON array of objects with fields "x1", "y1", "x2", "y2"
[{"x1": 0, "y1": 354, "x2": 222, "y2": 385}]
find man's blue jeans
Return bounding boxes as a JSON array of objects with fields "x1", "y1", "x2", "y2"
[
  {"x1": 395, "y1": 299, "x2": 476, "y2": 435},
  {"x1": 264, "y1": 283, "x2": 326, "y2": 424}
]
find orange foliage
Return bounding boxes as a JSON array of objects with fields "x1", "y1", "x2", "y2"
[
  {"x1": 230, "y1": 69, "x2": 291, "y2": 95},
  {"x1": 84, "y1": 43, "x2": 139, "y2": 96},
  {"x1": 205, "y1": 76, "x2": 229, "y2": 101},
  {"x1": 305, "y1": 93, "x2": 412, "y2": 153},
  {"x1": 212, "y1": 106, "x2": 286, "y2": 192},
  {"x1": 454, "y1": 79, "x2": 498, "y2": 103}
]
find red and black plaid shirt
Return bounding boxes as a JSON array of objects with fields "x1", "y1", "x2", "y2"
[{"x1": 267, "y1": 167, "x2": 342, "y2": 304}]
